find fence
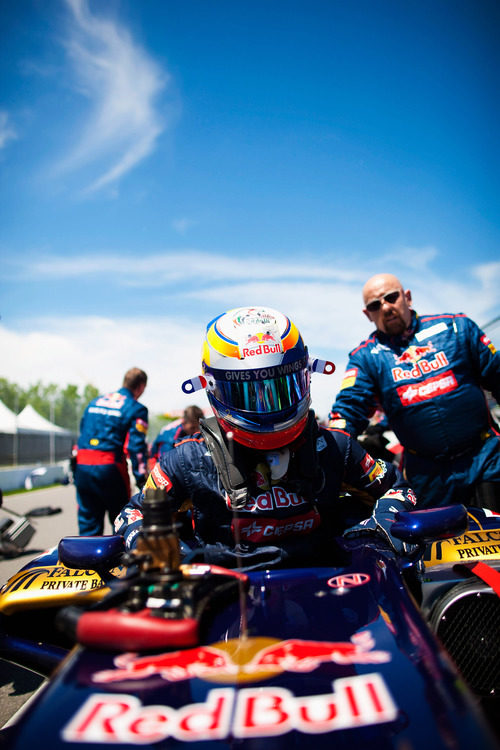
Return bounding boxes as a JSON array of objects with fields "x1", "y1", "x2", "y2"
[{"x1": 0, "y1": 432, "x2": 77, "y2": 467}]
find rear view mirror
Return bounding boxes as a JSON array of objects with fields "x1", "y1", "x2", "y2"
[
  {"x1": 58, "y1": 535, "x2": 125, "y2": 573},
  {"x1": 391, "y1": 505, "x2": 468, "y2": 545}
]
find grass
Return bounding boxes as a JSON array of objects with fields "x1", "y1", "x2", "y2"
[{"x1": 1, "y1": 483, "x2": 69, "y2": 497}]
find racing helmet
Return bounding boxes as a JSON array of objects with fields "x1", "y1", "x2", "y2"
[{"x1": 200, "y1": 306, "x2": 311, "y2": 450}]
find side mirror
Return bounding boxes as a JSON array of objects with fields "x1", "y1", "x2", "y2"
[
  {"x1": 391, "y1": 505, "x2": 468, "y2": 545},
  {"x1": 58, "y1": 535, "x2": 125, "y2": 574}
]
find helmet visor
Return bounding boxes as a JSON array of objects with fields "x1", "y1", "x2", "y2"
[{"x1": 204, "y1": 362, "x2": 310, "y2": 419}]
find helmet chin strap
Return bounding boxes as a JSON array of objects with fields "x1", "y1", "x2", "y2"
[{"x1": 198, "y1": 416, "x2": 250, "y2": 510}]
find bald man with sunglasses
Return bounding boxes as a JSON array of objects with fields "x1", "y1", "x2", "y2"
[{"x1": 330, "y1": 273, "x2": 500, "y2": 509}]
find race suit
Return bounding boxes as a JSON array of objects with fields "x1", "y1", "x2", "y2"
[
  {"x1": 115, "y1": 413, "x2": 416, "y2": 569},
  {"x1": 150, "y1": 421, "x2": 185, "y2": 463},
  {"x1": 330, "y1": 311, "x2": 500, "y2": 508},
  {"x1": 75, "y1": 387, "x2": 148, "y2": 535}
]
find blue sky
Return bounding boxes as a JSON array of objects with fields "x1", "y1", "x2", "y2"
[{"x1": 1, "y1": 0, "x2": 499, "y2": 421}]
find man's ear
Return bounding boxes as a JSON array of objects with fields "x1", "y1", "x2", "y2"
[
  {"x1": 363, "y1": 308, "x2": 372, "y2": 322},
  {"x1": 405, "y1": 289, "x2": 412, "y2": 307},
  {"x1": 133, "y1": 383, "x2": 146, "y2": 399}
]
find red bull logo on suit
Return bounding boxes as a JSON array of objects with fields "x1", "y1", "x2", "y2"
[
  {"x1": 391, "y1": 348, "x2": 450, "y2": 383},
  {"x1": 394, "y1": 344, "x2": 435, "y2": 365}
]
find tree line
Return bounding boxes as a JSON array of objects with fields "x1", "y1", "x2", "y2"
[{"x1": 0, "y1": 378, "x2": 99, "y2": 433}]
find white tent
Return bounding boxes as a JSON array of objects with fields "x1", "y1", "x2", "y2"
[
  {"x1": 0, "y1": 400, "x2": 18, "y2": 434},
  {"x1": 16, "y1": 404, "x2": 70, "y2": 434}
]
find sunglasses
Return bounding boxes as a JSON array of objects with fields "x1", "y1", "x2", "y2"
[{"x1": 365, "y1": 290, "x2": 401, "y2": 312}]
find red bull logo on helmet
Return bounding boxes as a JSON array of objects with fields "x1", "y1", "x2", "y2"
[
  {"x1": 240, "y1": 331, "x2": 283, "y2": 359},
  {"x1": 92, "y1": 632, "x2": 390, "y2": 686},
  {"x1": 63, "y1": 672, "x2": 398, "y2": 743}
]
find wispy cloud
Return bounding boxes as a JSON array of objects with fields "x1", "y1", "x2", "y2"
[
  {"x1": 7, "y1": 249, "x2": 500, "y2": 323},
  {"x1": 0, "y1": 111, "x2": 17, "y2": 150},
  {"x1": 5, "y1": 250, "x2": 366, "y2": 286},
  {"x1": 172, "y1": 218, "x2": 197, "y2": 235},
  {"x1": 380, "y1": 244, "x2": 439, "y2": 272},
  {"x1": 0, "y1": 314, "x2": 343, "y2": 421},
  {"x1": 2, "y1": 249, "x2": 498, "y2": 419},
  {"x1": 56, "y1": 0, "x2": 168, "y2": 192}
]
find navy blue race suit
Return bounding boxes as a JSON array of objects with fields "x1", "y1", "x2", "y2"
[
  {"x1": 115, "y1": 413, "x2": 416, "y2": 569},
  {"x1": 75, "y1": 387, "x2": 148, "y2": 535},
  {"x1": 330, "y1": 311, "x2": 500, "y2": 508},
  {"x1": 150, "y1": 421, "x2": 184, "y2": 463}
]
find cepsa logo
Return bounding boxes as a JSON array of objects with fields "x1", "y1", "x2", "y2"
[
  {"x1": 233, "y1": 511, "x2": 320, "y2": 542},
  {"x1": 63, "y1": 672, "x2": 397, "y2": 743},
  {"x1": 145, "y1": 463, "x2": 173, "y2": 492},
  {"x1": 397, "y1": 371, "x2": 458, "y2": 406}
]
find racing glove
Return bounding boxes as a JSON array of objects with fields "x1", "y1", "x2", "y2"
[{"x1": 343, "y1": 495, "x2": 413, "y2": 555}]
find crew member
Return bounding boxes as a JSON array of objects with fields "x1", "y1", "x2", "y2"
[
  {"x1": 330, "y1": 273, "x2": 500, "y2": 508},
  {"x1": 75, "y1": 367, "x2": 148, "y2": 535},
  {"x1": 150, "y1": 405, "x2": 204, "y2": 464}
]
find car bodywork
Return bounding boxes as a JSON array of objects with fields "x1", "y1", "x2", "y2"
[{"x1": 0, "y1": 503, "x2": 498, "y2": 748}]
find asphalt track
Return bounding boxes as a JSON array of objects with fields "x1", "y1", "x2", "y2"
[{"x1": 0, "y1": 484, "x2": 113, "y2": 729}]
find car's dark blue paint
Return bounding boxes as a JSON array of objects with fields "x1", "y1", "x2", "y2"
[
  {"x1": 3, "y1": 546, "x2": 497, "y2": 748},
  {"x1": 1, "y1": 506, "x2": 498, "y2": 748}
]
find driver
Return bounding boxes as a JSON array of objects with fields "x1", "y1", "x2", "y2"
[{"x1": 115, "y1": 306, "x2": 417, "y2": 569}]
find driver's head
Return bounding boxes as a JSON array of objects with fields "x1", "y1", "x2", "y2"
[{"x1": 201, "y1": 306, "x2": 311, "y2": 450}]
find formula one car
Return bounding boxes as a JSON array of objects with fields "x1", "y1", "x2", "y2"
[{"x1": 0, "y1": 489, "x2": 499, "y2": 749}]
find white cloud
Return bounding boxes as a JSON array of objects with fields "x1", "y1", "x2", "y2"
[
  {"x1": 56, "y1": 0, "x2": 168, "y2": 192},
  {"x1": 380, "y1": 244, "x2": 438, "y2": 272},
  {"x1": 0, "y1": 316, "x2": 345, "y2": 423},
  {"x1": 5, "y1": 250, "x2": 367, "y2": 286},
  {"x1": 0, "y1": 316, "x2": 205, "y2": 420},
  {"x1": 2, "y1": 249, "x2": 498, "y2": 423},
  {"x1": 172, "y1": 218, "x2": 197, "y2": 235},
  {"x1": 0, "y1": 111, "x2": 17, "y2": 150},
  {"x1": 5, "y1": 247, "x2": 499, "y2": 329}
]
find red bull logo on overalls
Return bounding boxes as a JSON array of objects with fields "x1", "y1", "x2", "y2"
[{"x1": 392, "y1": 345, "x2": 449, "y2": 383}]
